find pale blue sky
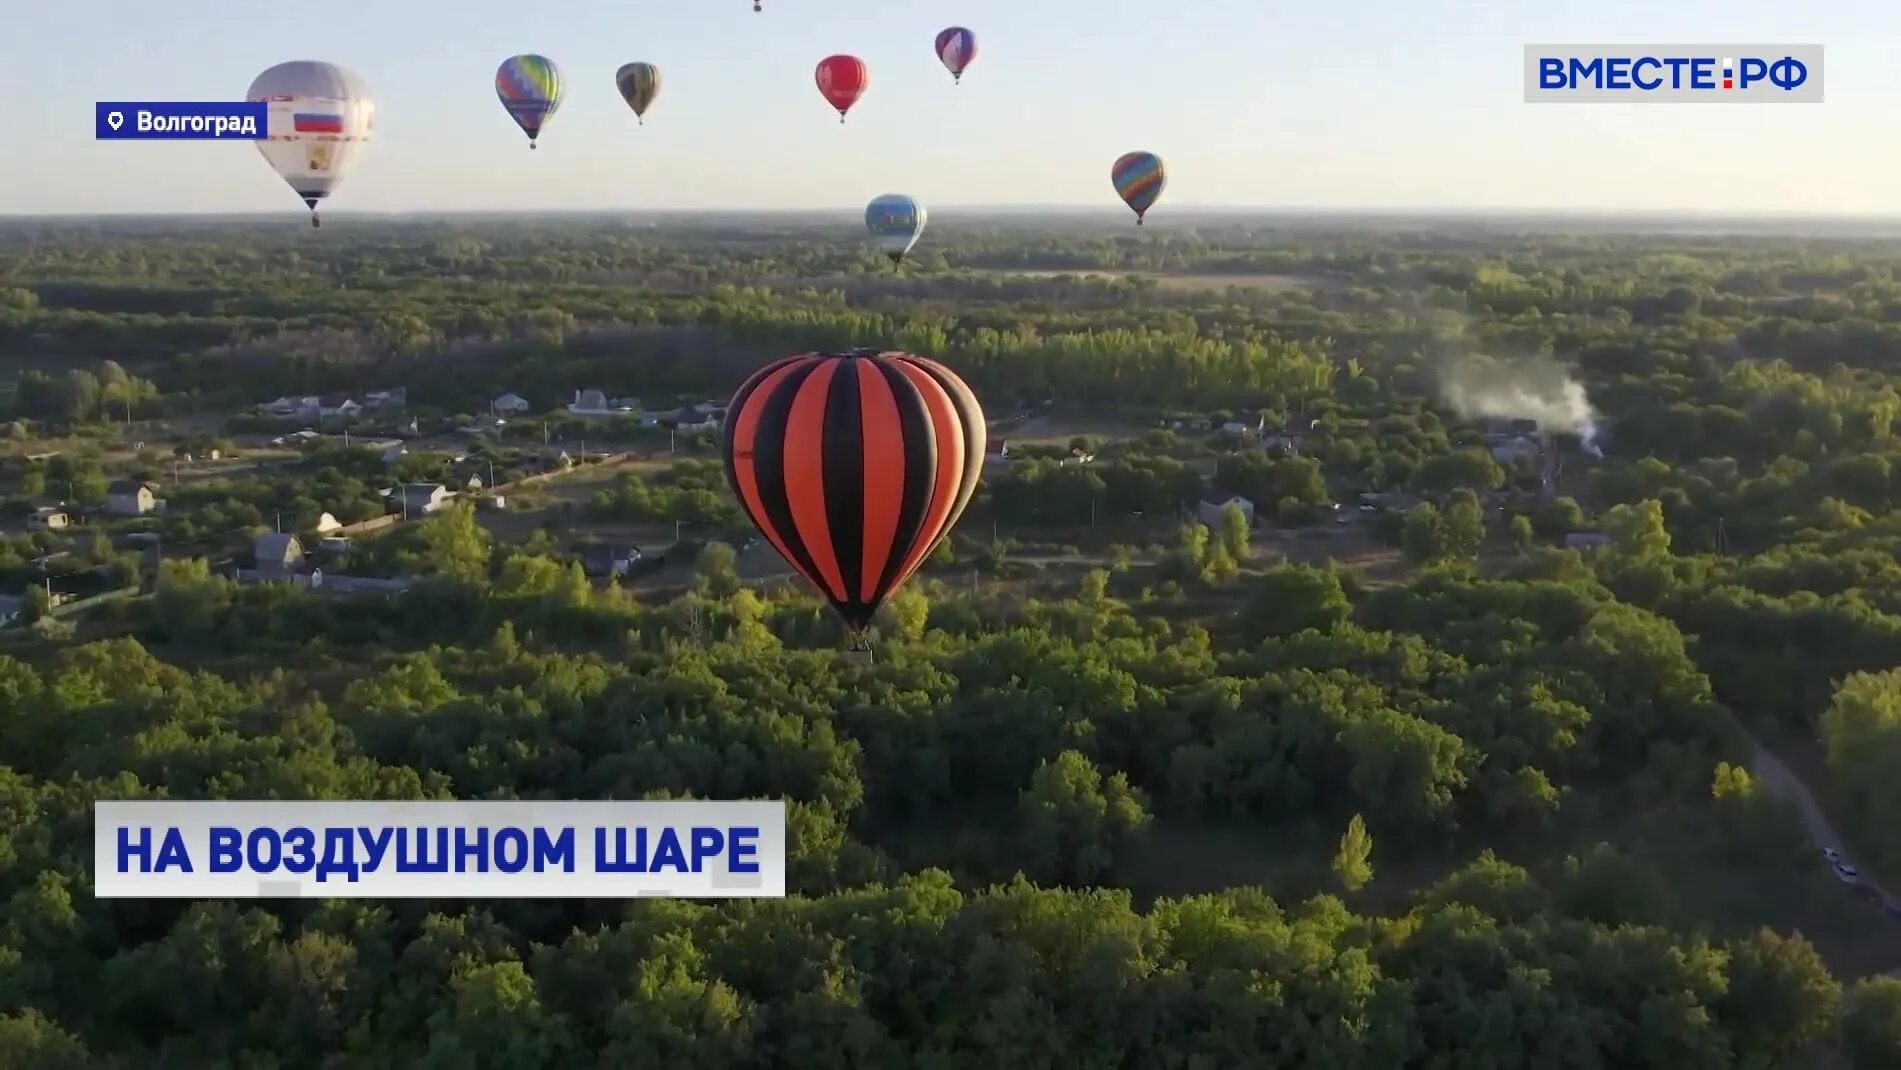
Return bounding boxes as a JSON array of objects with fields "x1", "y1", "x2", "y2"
[{"x1": 0, "y1": 0, "x2": 1891, "y2": 216}]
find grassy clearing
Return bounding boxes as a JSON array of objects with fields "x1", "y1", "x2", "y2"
[
  {"x1": 1003, "y1": 415, "x2": 1153, "y2": 444},
  {"x1": 1149, "y1": 273, "x2": 1350, "y2": 294},
  {"x1": 974, "y1": 269, "x2": 1346, "y2": 294}
]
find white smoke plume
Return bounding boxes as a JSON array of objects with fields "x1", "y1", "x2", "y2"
[{"x1": 1437, "y1": 353, "x2": 1603, "y2": 457}]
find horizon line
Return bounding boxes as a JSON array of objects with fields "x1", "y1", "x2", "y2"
[{"x1": 9, "y1": 205, "x2": 1901, "y2": 222}]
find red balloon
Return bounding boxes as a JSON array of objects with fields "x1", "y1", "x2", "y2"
[{"x1": 815, "y1": 54, "x2": 868, "y2": 122}]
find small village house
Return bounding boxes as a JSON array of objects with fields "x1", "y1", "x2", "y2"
[
  {"x1": 581, "y1": 545, "x2": 643, "y2": 577},
  {"x1": 395, "y1": 483, "x2": 452, "y2": 517},
  {"x1": 105, "y1": 480, "x2": 157, "y2": 517},
  {"x1": 568, "y1": 389, "x2": 611, "y2": 415},
  {"x1": 253, "y1": 532, "x2": 305, "y2": 578},
  {"x1": 1197, "y1": 494, "x2": 1256, "y2": 527}
]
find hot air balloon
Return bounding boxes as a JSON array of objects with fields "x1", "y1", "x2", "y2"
[
  {"x1": 495, "y1": 54, "x2": 563, "y2": 148},
  {"x1": 1111, "y1": 151, "x2": 1166, "y2": 225},
  {"x1": 247, "y1": 61, "x2": 375, "y2": 229},
  {"x1": 865, "y1": 194, "x2": 926, "y2": 268},
  {"x1": 615, "y1": 62, "x2": 661, "y2": 125},
  {"x1": 934, "y1": 27, "x2": 977, "y2": 84},
  {"x1": 815, "y1": 55, "x2": 868, "y2": 122},
  {"x1": 723, "y1": 350, "x2": 984, "y2": 646}
]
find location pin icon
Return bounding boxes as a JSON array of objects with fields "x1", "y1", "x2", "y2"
[{"x1": 107, "y1": 111, "x2": 124, "y2": 131}]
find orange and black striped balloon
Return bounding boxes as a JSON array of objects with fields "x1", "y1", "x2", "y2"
[{"x1": 722, "y1": 350, "x2": 985, "y2": 633}]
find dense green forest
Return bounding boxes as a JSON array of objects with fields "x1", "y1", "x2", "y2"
[{"x1": 5, "y1": 216, "x2": 1901, "y2": 1067}]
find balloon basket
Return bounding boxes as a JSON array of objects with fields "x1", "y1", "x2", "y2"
[
  {"x1": 310, "y1": 215, "x2": 321, "y2": 230},
  {"x1": 844, "y1": 636, "x2": 875, "y2": 665}
]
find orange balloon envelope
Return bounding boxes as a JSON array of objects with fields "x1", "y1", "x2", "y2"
[{"x1": 722, "y1": 350, "x2": 985, "y2": 633}]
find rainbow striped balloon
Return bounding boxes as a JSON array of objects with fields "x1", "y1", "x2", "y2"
[
  {"x1": 495, "y1": 54, "x2": 564, "y2": 147},
  {"x1": 1111, "y1": 151, "x2": 1165, "y2": 225}
]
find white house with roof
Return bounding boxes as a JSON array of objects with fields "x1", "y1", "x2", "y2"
[
  {"x1": 263, "y1": 395, "x2": 321, "y2": 418},
  {"x1": 28, "y1": 507, "x2": 69, "y2": 530},
  {"x1": 568, "y1": 389, "x2": 611, "y2": 415},
  {"x1": 394, "y1": 483, "x2": 453, "y2": 517},
  {"x1": 105, "y1": 480, "x2": 158, "y2": 516},
  {"x1": 1197, "y1": 494, "x2": 1256, "y2": 527},
  {"x1": 493, "y1": 392, "x2": 531, "y2": 414},
  {"x1": 253, "y1": 532, "x2": 305, "y2": 578}
]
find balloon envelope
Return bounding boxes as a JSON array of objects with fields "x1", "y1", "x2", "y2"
[
  {"x1": 723, "y1": 351, "x2": 985, "y2": 632},
  {"x1": 615, "y1": 62, "x2": 661, "y2": 120},
  {"x1": 815, "y1": 55, "x2": 869, "y2": 118},
  {"x1": 865, "y1": 194, "x2": 926, "y2": 264},
  {"x1": 1111, "y1": 151, "x2": 1166, "y2": 222},
  {"x1": 934, "y1": 27, "x2": 977, "y2": 80},
  {"x1": 246, "y1": 61, "x2": 374, "y2": 215},
  {"x1": 495, "y1": 54, "x2": 563, "y2": 142}
]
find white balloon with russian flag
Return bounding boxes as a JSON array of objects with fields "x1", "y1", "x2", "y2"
[{"x1": 247, "y1": 60, "x2": 375, "y2": 228}]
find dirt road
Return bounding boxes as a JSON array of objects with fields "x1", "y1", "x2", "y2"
[{"x1": 1748, "y1": 737, "x2": 1900, "y2": 908}]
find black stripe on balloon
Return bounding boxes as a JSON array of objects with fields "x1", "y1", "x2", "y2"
[
  {"x1": 751, "y1": 362, "x2": 828, "y2": 594},
  {"x1": 722, "y1": 356, "x2": 797, "y2": 495},
  {"x1": 821, "y1": 357, "x2": 867, "y2": 621},
  {"x1": 873, "y1": 359, "x2": 937, "y2": 601}
]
